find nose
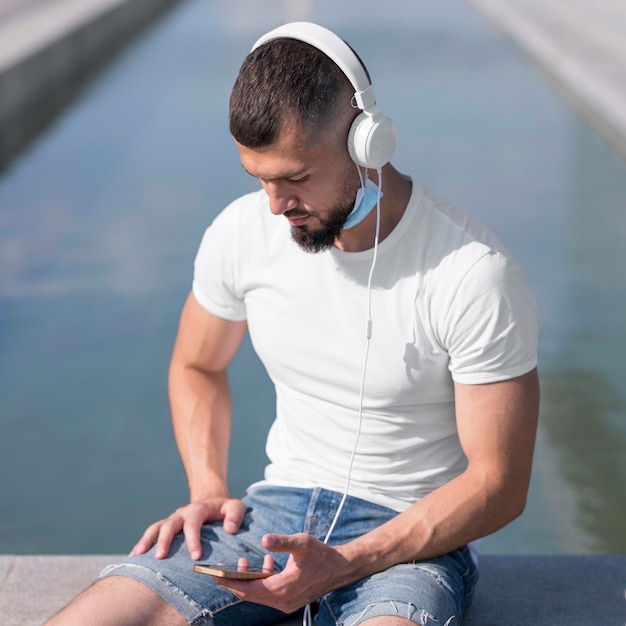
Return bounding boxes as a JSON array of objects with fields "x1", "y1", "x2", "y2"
[{"x1": 264, "y1": 181, "x2": 298, "y2": 215}]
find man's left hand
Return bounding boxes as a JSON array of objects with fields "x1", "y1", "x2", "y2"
[{"x1": 214, "y1": 533, "x2": 350, "y2": 614}]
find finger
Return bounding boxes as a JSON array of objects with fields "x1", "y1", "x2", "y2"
[
  {"x1": 262, "y1": 553, "x2": 274, "y2": 573},
  {"x1": 182, "y1": 513, "x2": 206, "y2": 561},
  {"x1": 237, "y1": 556, "x2": 250, "y2": 572},
  {"x1": 221, "y1": 499, "x2": 247, "y2": 534},
  {"x1": 262, "y1": 532, "x2": 307, "y2": 554},
  {"x1": 154, "y1": 518, "x2": 182, "y2": 559}
]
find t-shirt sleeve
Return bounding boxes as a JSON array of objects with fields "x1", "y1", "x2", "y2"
[
  {"x1": 442, "y1": 249, "x2": 538, "y2": 384},
  {"x1": 191, "y1": 205, "x2": 247, "y2": 321}
]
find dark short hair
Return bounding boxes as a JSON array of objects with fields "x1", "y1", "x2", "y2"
[{"x1": 229, "y1": 38, "x2": 355, "y2": 148}]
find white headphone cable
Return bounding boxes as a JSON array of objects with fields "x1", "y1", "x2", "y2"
[{"x1": 302, "y1": 167, "x2": 383, "y2": 626}]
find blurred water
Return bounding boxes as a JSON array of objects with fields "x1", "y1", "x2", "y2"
[{"x1": 0, "y1": 0, "x2": 624, "y2": 555}]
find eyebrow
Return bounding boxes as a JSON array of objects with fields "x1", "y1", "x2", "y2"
[{"x1": 241, "y1": 164, "x2": 308, "y2": 182}]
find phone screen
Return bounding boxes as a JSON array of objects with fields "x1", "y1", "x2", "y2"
[{"x1": 193, "y1": 564, "x2": 274, "y2": 579}]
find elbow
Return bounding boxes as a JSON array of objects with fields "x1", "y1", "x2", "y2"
[
  {"x1": 494, "y1": 473, "x2": 531, "y2": 528},
  {"x1": 475, "y1": 465, "x2": 531, "y2": 531},
  {"x1": 506, "y1": 491, "x2": 528, "y2": 524}
]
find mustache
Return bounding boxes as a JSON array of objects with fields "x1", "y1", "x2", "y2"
[{"x1": 284, "y1": 208, "x2": 310, "y2": 219}]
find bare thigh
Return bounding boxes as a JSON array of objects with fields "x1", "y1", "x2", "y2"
[{"x1": 45, "y1": 575, "x2": 187, "y2": 626}]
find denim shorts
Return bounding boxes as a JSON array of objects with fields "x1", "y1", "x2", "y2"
[{"x1": 101, "y1": 485, "x2": 478, "y2": 625}]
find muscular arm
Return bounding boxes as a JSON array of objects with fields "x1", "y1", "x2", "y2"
[
  {"x1": 339, "y1": 367, "x2": 540, "y2": 574},
  {"x1": 169, "y1": 292, "x2": 248, "y2": 501},
  {"x1": 130, "y1": 292, "x2": 248, "y2": 559},
  {"x1": 222, "y1": 368, "x2": 540, "y2": 612}
]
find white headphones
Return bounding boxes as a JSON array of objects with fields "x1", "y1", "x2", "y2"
[{"x1": 251, "y1": 22, "x2": 397, "y2": 170}]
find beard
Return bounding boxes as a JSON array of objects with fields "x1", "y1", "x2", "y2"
[
  {"x1": 287, "y1": 168, "x2": 360, "y2": 253},
  {"x1": 288, "y1": 201, "x2": 353, "y2": 253}
]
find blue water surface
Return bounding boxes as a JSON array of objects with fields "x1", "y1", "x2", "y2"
[{"x1": 1, "y1": 0, "x2": 624, "y2": 555}]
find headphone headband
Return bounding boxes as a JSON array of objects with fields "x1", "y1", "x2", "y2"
[
  {"x1": 250, "y1": 22, "x2": 396, "y2": 169},
  {"x1": 251, "y1": 22, "x2": 377, "y2": 112}
]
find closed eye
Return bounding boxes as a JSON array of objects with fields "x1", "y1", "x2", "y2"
[{"x1": 240, "y1": 164, "x2": 309, "y2": 186}]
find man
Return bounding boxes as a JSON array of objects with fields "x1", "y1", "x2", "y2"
[{"x1": 48, "y1": 22, "x2": 539, "y2": 626}]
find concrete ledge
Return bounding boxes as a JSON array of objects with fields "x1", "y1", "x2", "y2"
[
  {"x1": 468, "y1": 0, "x2": 626, "y2": 161},
  {"x1": 0, "y1": 0, "x2": 182, "y2": 165},
  {"x1": 1, "y1": 554, "x2": 624, "y2": 625},
  {"x1": 464, "y1": 554, "x2": 626, "y2": 624}
]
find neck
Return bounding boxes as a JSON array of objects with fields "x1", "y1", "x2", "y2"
[{"x1": 335, "y1": 164, "x2": 412, "y2": 252}]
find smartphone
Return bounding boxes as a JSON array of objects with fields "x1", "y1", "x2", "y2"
[{"x1": 193, "y1": 564, "x2": 274, "y2": 579}]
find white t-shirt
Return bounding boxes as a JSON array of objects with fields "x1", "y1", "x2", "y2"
[{"x1": 193, "y1": 182, "x2": 538, "y2": 513}]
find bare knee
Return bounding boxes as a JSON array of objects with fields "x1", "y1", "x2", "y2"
[{"x1": 45, "y1": 575, "x2": 186, "y2": 626}]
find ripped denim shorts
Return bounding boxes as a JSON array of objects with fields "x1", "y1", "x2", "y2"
[{"x1": 101, "y1": 485, "x2": 478, "y2": 625}]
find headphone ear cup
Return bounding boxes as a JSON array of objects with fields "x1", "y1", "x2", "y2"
[{"x1": 348, "y1": 111, "x2": 397, "y2": 169}]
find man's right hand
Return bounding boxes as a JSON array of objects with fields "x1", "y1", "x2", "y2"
[{"x1": 129, "y1": 497, "x2": 247, "y2": 561}]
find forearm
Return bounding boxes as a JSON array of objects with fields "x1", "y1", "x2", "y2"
[
  {"x1": 169, "y1": 359, "x2": 233, "y2": 501},
  {"x1": 335, "y1": 466, "x2": 523, "y2": 585}
]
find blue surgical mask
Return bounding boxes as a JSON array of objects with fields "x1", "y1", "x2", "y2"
[{"x1": 342, "y1": 176, "x2": 383, "y2": 230}]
